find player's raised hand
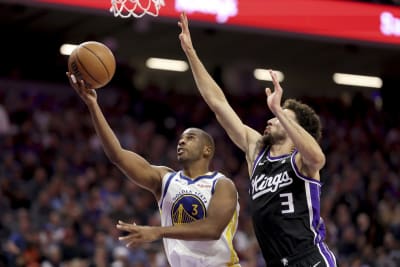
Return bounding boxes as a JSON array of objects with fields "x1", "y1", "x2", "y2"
[
  {"x1": 66, "y1": 72, "x2": 97, "y2": 105},
  {"x1": 265, "y1": 70, "x2": 283, "y2": 115},
  {"x1": 117, "y1": 220, "x2": 161, "y2": 248},
  {"x1": 178, "y1": 12, "x2": 194, "y2": 54}
]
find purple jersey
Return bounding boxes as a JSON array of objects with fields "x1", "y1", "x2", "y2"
[{"x1": 249, "y1": 148, "x2": 337, "y2": 266}]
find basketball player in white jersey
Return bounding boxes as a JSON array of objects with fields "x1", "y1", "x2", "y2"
[
  {"x1": 178, "y1": 12, "x2": 337, "y2": 267},
  {"x1": 66, "y1": 72, "x2": 241, "y2": 267}
]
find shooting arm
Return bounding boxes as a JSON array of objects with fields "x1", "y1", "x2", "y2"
[{"x1": 86, "y1": 100, "x2": 164, "y2": 196}]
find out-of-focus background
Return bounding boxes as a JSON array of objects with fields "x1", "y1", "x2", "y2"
[{"x1": 0, "y1": 0, "x2": 400, "y2": 266}]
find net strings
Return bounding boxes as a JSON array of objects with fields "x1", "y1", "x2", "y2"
[{"x1": 110, "y1": 0, "x2": 165, "y2": 18}]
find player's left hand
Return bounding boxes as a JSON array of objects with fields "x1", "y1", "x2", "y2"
[
  {"x1": 116, "y1": 220, "x2": 161, "y2": 247},
  {"x1": 265, "y1": 69, "x2": 283, "y2": 115},
  {"x1": 178, "y1": 12, "x2": 195, "y2": 54}
]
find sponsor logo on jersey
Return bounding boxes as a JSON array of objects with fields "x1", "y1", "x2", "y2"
[
  {"x1": 197, "y1": 183, "x2": 212, "y2": 189},
  {"x1": 251, "y1": 171, "x2": 293, "y2": 199},
  {"x1": 258, "y1": 160, "x2": 267, "y2": 166}
]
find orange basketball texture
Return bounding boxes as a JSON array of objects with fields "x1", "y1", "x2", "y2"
[{"x1": 68, "y1": 41, "x2": 116, "y2": 89}]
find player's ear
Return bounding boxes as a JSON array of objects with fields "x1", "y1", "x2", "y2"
[{"x1": 204, "y1": 145, "x2": 212, "y2": 157}]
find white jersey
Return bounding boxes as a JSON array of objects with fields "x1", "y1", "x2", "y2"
[{"x1": 158, "y1": 170, "x2": 240, "y2": 267}]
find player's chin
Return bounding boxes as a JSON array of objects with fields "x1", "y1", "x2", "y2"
[
  {"x1": 177, "y1": 155, "x2": 189, "y2": 163},
  {"x1": 261, "y1": 134, "x2": 273, "y2": 145}
]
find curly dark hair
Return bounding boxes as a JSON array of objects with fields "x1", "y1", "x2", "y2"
[{"x1": 283, "y1": 99, "x2": 322, "y2": 142}]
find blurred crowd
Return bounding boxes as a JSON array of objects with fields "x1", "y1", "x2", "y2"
[{"x1": 0, "y1": 79, "x2": 399, "y2": 267}]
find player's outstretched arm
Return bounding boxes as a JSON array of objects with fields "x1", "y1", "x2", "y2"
[
  {"x1": 178, "y1": 13, "x2": 261, "y2": 155},
  {"x1": 117, "y1": 177, "x2": 238, "y2": 246},
  {"x1": 66, "y1": 73, "x2": 165, "y2": 197},
  {"x1": 266, "y1": 70, "x2": 325, "y2": 176}
]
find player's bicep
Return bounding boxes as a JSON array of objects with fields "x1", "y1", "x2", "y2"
[
  {"x1": 113, "y1": 149, "x2": 164, "y2": 195},
  {"x1": 206, "y1": 178, "x2": 238, "y2": 234}
]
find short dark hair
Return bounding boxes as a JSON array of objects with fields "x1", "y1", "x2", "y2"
[
  {"x1": 184, "y1": 128, "x2": 215, "y2": 158},
  {"x1": 198, "y1": 129, "x2": 215, "y2": 158},
  {"x1": 283, "y1": 99, "x2": 322, "y2": 142}
]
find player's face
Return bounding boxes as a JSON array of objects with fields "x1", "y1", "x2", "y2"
[
  {"x1": 177, "y1": 129, "x2": 204, "y2": 163},
  {"x1": 263, "y1": 109, "x2": 297, "y2": 144}
]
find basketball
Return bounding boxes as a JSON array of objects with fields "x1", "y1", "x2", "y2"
[{"x1": 68, "y1": 41, "x2": 116, "y2": 89}]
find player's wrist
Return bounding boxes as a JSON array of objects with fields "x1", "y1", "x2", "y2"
[
  {"x1": 270, "y1": 105, "x2": 283, "y2": 116},
  {"x1": 155, "y1": 226, "x2": 165, "y2": 240},
  {"x1": 185, "y1": 47, "x2": 196, "y2": 56},
  {"x1": 86, "y1": 99, "x2": 98, "y2": 109}
]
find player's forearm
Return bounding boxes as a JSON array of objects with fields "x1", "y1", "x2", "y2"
[
  {"x1": 87, "y1": 102, "x2": 124, "y2": 163},
  {"x1": 275, "y1": 109, "x2": 325, "y2": 167},
  {"x1": 160, "y1": 222, "x2": 221, "y2": 241},
  {"x1": 185, "y1": 49, "x2": 227, "y2": 110}
]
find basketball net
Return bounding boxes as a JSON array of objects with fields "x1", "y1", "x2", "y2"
[{"x1": 110, "y1": 0, "x2": 165, "y2": 18}]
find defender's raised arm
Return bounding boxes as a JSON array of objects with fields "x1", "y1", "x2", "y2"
[{"x1": 178, "y1": 13, "x2": 261, "y2": 161}]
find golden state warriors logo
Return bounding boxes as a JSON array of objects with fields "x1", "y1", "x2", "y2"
[{"x1": 171, "y1": 194, "x2": 206, "y2": 225}]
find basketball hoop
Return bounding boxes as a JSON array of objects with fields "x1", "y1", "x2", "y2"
[{"x1": 110, "y1": 0, "x2": 165, "y2": 18}]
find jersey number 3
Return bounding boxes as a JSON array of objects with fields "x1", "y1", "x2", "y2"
[{"x1": 280, "y1": 193, "x2": 294, "y2": 214}]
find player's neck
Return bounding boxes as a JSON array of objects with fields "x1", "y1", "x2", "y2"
[
  {"x1": 270, "y1": 141, "x2": 295, "y2": 157},
  {"x1": 182, "y1": 162, "x2": 210, "y2": 179}
]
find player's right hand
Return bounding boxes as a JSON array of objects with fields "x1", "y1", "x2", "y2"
[
  {"x1": 265, "y1": 69, "x2": 284, "y2": 115},
  {"x1": 66, "y1": 72, "x2": 97, "y2": 105}
]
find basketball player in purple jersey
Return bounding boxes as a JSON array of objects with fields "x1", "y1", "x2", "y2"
[{"x1": 178, "y1": 12, "x2": 337, "y2": 267}]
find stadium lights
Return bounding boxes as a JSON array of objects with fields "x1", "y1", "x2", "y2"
[
  {"x1": 60, "y1": 43, "x2": 79, "y2": 56},
  {"x1": 254, "y1": 69, "x2": 284, "y2": 82},
  {"x1": 333, "y1": 73, "x2": 382, "y2": 88},
  {"x1": 146, "y1": 57, "x2": 189, "y2": 72}
]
